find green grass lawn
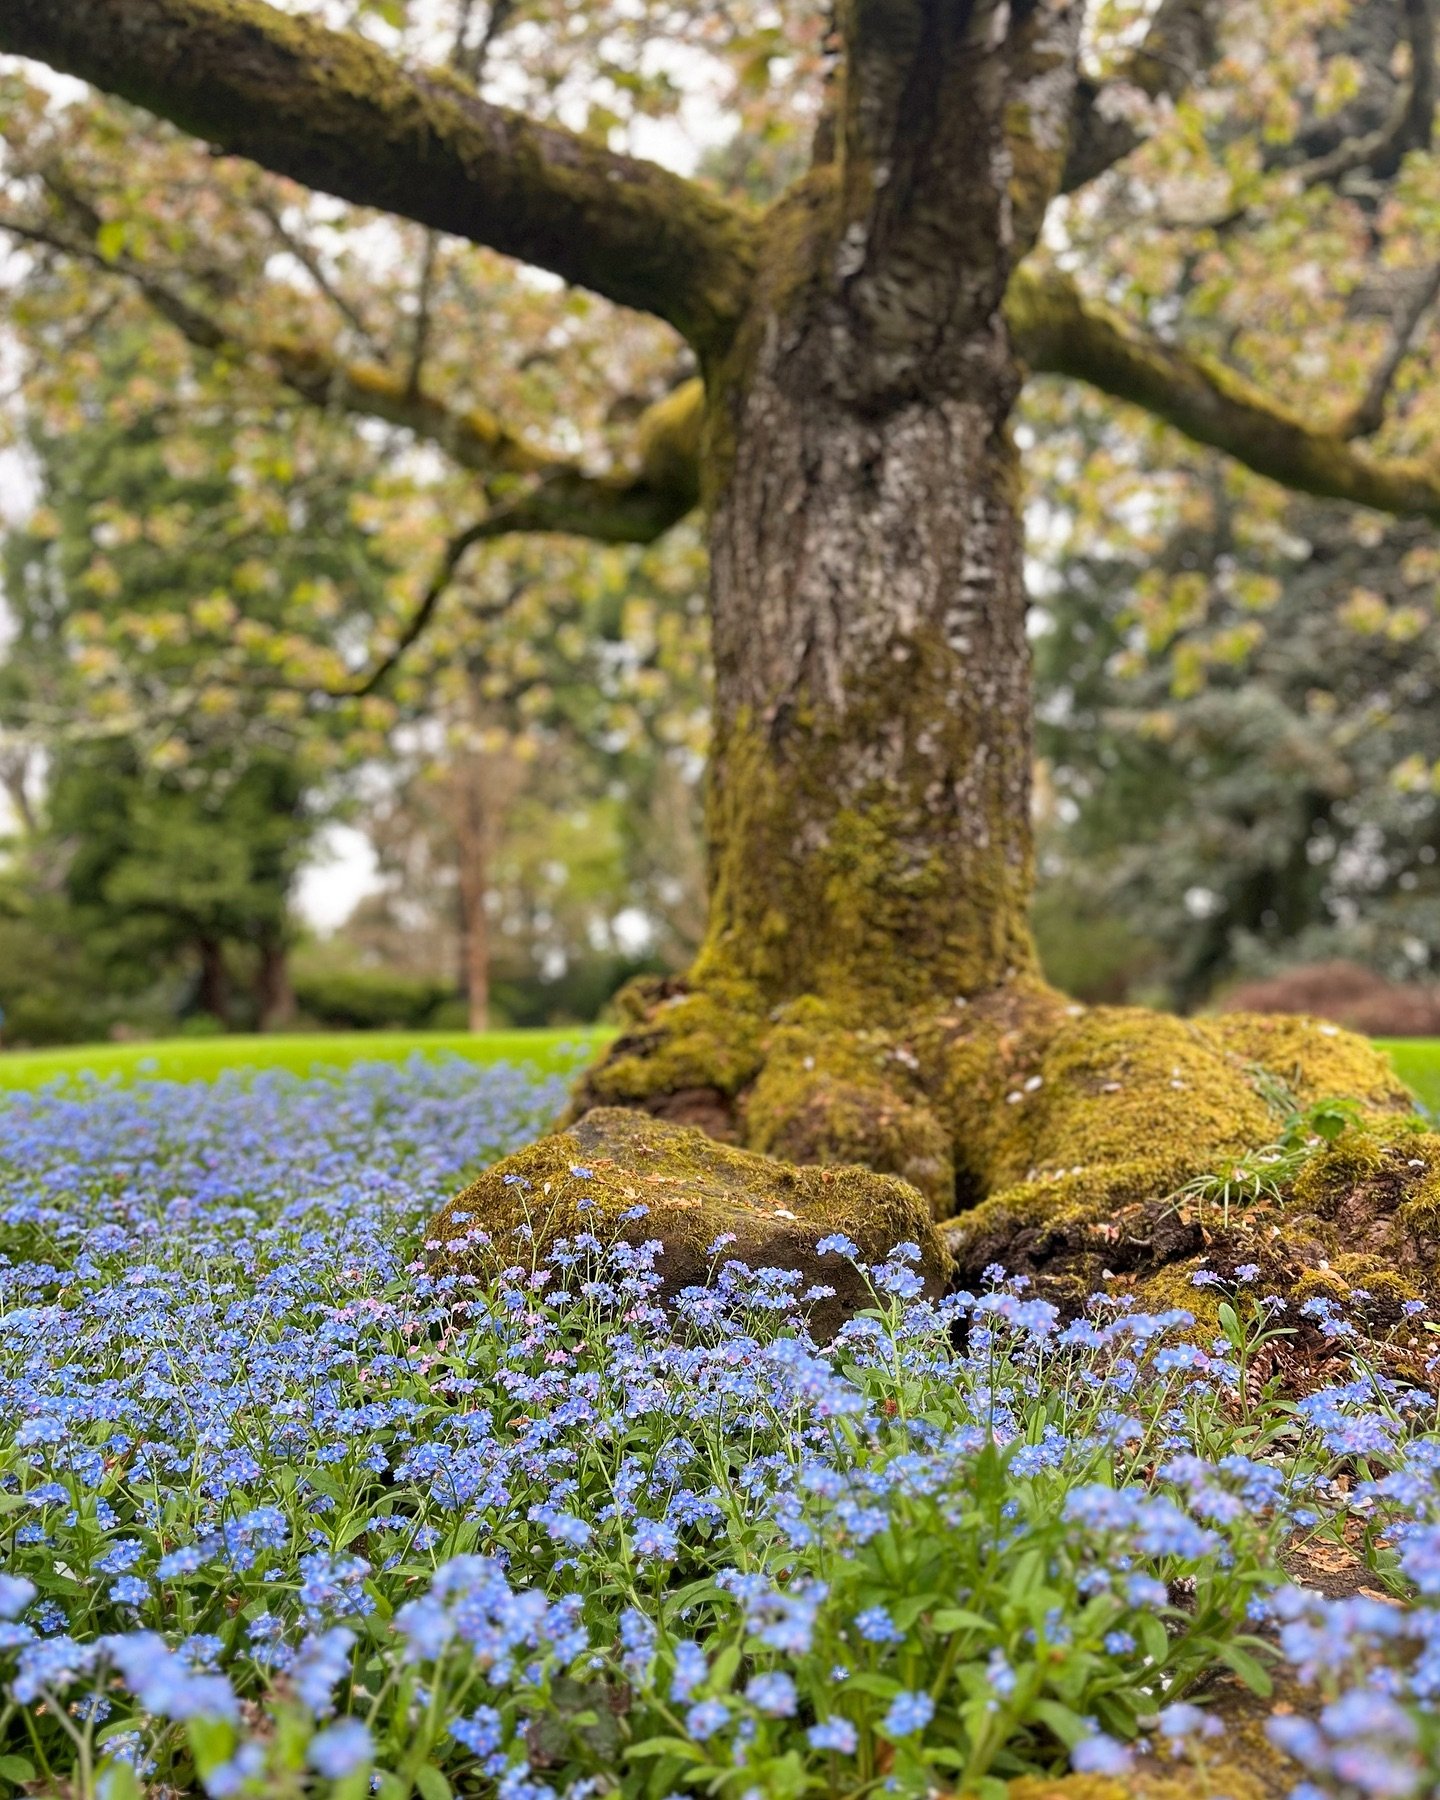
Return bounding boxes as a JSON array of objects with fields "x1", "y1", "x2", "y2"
[
  {"x1": 1381, "y1": 1037, "x2": 1440, "y2": 1114},
  {"x1": 0, "y1": 1027, "x2": 1435, "y2": 1112},
  {"x1": 0, "y1": 1027, "x2": 613, "y2": 1090}
]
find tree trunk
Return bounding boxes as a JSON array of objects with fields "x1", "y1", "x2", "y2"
[
  {"x1": 699, "y1": 278, "x2": 1037, "y2": 1014},
  {"x1": 256, "y1": 935, "x2": 296, "y2": 1032},
  {"x1": 454, "y1": 760, "x2": 490, "y2": 1034},
  {"x1": 196, "y1": 937, "x2": 229, "y2": 1023}
]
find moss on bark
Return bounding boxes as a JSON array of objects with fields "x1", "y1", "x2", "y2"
[{"x1": 743, "y1": 1002, "x2": 955, "y2": 1215}]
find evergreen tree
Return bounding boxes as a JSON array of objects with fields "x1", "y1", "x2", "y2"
[{"x1": 0, "y1": 330, "x2": 393, "y2": 1029}]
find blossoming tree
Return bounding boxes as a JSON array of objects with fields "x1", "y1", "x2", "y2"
[{"x1": 4, "y1": 0, "x2": 1437, "y2": 1281}]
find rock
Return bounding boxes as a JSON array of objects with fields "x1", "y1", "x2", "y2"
[{"x1": 428, "y1": 1106, "x2": 954, "y2": 1337}]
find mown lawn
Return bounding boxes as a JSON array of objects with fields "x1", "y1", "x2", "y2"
[
  {"x1": 0, "y1": 1028, "x2": 1435, "y2": 1111},
  {"x1": 0, "y1": 1026, "x2": 612, "y2": 1090},
  {"x1": 1381, "y1": 1038, "x2": 1440, "y2": 1113}
]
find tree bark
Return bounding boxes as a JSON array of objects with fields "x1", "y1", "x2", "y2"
[
  {"x1": 688, "y1": 0, "x2": 1078, "y2": 1013},
  {"x1": 256, "y1": 935, "x2": 296, "y2": 1032},
  {"x1": 196, "y1": 937, "x2": 229, "y2": 1023},
  {"x1": 454, "y1": 764, "x2": 491, "y2": 1035},
  {"x1": 699, "y1": 270, "x2": 1037, "y2": 1013}
]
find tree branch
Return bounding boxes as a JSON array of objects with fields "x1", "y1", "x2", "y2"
[
  {"x1": 248, "y1": 189, "x2": 387, "y2": 357},
  {"x1": 1342, "y1": 259, "x2": 1440, "y2": 438},
  {"x1": 1292, "y1": 0, "x2": 1435, "y2": 188},
  {"x1": 347, "y1": 520, "x2": 499, "y2": 698},
  {"x1": 0, "y1": 205, "x2": 700, "y2": 545},
  {"x1": 832, "y1": 0, "x2": 1074, "y2": 379},
  {"x1": 1061, "y1": 0, "x2": 1222, "y2": 191},
  {"x1": 1008, "y1": 267, "x2": 1440, "y2": 522},
  {"x1": 405, "y1": 232, "x2": 441, "y2": 398},
  {"x1": 0, "y1": 0, "x2": 758, "y2": 354}
]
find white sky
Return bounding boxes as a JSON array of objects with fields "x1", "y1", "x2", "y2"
[{"x1": 297, "y1": 825, "x2": 383, "y2": 931}]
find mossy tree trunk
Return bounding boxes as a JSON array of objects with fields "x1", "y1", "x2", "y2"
[
  {"x1": 571, "y1": 11, "x2": 1417, "y2": 1261},
  {"x1": 698, "y1": 236, "x2": 1037, "y2": 1013},
  {"x1": 690, "y1": 0, "x2": 1080, "y2": 1016}
]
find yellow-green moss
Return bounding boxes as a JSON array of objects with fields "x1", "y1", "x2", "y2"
[
  {"x1": 1130, "y1": 1259, "x2": 1224, "y2": 1333},
  {"x1": 1200, "y1": 1013, "x2": 1413, "y2": 1112},
  {"x1": 693, "y1": 704, "x2": 1036, "y2": 1016},
  {"x1": 1006, "y1": 1762, "x2": 1271, "y2": 1800},
  {"x1": 1006, "y1": 1778, "x2": 1129, "y2": 1800},
  {"x1": 943, "y1": 1001, "x2": 1422, "y2": 1274},
  {"x1": 1290, "y1": 1134, "x2": 1389, "y2": 1216},
  {"x1": 1399, "y1": 1166, "x2": 1440, "y2": 1234},
  {"x1": 636, "y1": 379, "x2": 704, "y2": 502},
  {"x1": 428, "y1": 1106, "x2": 952, "y2": 1335},
  {"x1": 743, "y1": 1009, "x2": 954, "y2": 1214},
  {"x1": 573, "y1": 980, "x2": 768, "y2": 1115},
  {"x1": 944, "y1": 1000, "x2": 1272, "y2": 1222},
  {"x1": 1289, "y1": 1266, "x2": 1352, "y2": 1311},
  {"x1": 1324, "y1": 1257, "x2": 1422, "y2": 1311}
]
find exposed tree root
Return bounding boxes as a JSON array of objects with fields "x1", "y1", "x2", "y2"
[{"x1": 559, "y1": 974, "x2": 1436, "y2": 1332}]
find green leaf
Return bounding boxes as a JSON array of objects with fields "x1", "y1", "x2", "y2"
[
  {"x1": 0, "y1": 1756, "x2": 36, "y2": 1782},
  {"x1": 931, "y1": 1607, "x2": 993, "y2": 1634},
  {"x1": 837, "y1": 1671, "x2": 902, "y2": 1699},
  {"x1": 1212, "y1": 1640, "x2": 1273, "y2": 1696},
  {"x1": 185, "y1": 1716, "x2": 237, "y2": 1776},
  {"x1": 1137, "y1": 1613, "x2": 1170, "y2": 1666},
  {"x1": 1029, "y1": 1699, "x2": 1088, "y2": 1748},
  {"x1": 96, "y1": 220, "x2": 128, "y2": 262},
  {"x1": 629, "y1": 1737, "x2": 706, "y2": 1763},
  {"x1": 93, "y1": 1762, "x2": 142, "y2": 1800},
  {"x1": 414, "y1": 1763, "x2": 453, "y2": 1800}
]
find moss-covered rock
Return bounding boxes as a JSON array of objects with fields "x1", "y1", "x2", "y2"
[{"x1": 429, "y1": 1106, "x2": 953, "y2": 1337}]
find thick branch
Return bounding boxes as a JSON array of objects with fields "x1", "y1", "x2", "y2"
[
  {"x1": 0, "y1": 0, "x2": 757, "y2": 353},
  {"x1": 0, "y1": 206, "x2": 698, "y2": 544},
  {"x1": 1009, "y1": 267, "x2": 1440, "y2": 522},
  {"x1": 833, "y1": 0, "x2": 1067, "y2": 381}
]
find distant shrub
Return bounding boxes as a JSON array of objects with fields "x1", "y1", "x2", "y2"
[
  {"x1": 291, "y1": 967, "x2": 456, "y2": 1031},
  {"x1": 1222, "y1": 960, "x2": 1440, "y2": 1038},
  {"x1": 175, "y1": 1011, "x2": 228, "y2": 1038},
  {"x1": 1, "y1": 990, "x2": 105, "y2": 1047}
]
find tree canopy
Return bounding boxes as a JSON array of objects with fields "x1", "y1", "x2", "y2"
[{"x1": 4, "y1": 0, "x2": 1440, "y2": 591}]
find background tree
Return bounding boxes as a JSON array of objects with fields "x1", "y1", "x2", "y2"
[
  {"x1": 1033, "y1": 470, "x2": 1440, "y2": 1012},
  {"x1": 0, "y1": 321, "x2": 403, "y2": 1034},
  {"x1": 328, "y1": 531, "x2": 710, "y2": 1030},
  {"x1": 0, "y1": 152, "x2": 713, "y2": 1041},
  {"x1": 2, "y1": 0, "x2": 1437, "y2": 1282}
]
